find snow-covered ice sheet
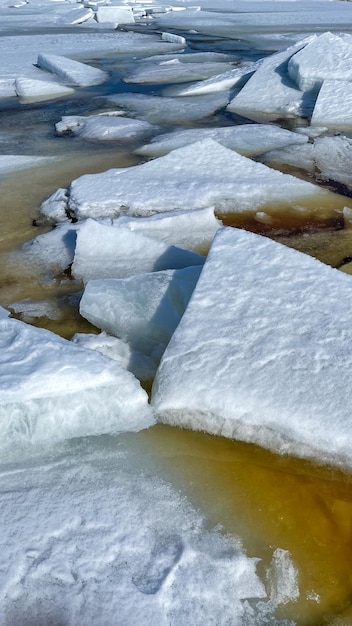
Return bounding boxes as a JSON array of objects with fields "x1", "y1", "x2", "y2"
[
  {"x1": 15, "y1": 77, "x2": 75, "y2": 101},
  {"x1": 79, "y1": 266, "x2": 202, "y2": 362},
  {"x1": 37, "y1": 53, "x2": 108, "y2": 87},
  {"x1": 0, "y1": 438, "x2": 294, "y2": 626},
  {"x1": 23, "y1": 222, "x2": 78, "y2": 272},
  {"x1": 174, "y1": 62, "x2": 260, "y2": 96},
  {"x1": 56, "y1": 114, "x2": 155, "y2": 141},
  {"x1": 104, "y1": 91, "x2": 230, "y2": 125},
  {"x1": 95, "y1": 6, "x2": 135, "y2": 23},
  {"x1": 0, "y1": 316, "x2": 153, "y2": 452},
  {"x1": 152, "y1": 227, "x2": 352, "y2": 468},
  {"x1": 227, "y1": 38, "x2": 313, "y2": 121},
  {"x1": 66, "y1": 139, "x2": 327, "y2": 220},
  {"x1": 136, "y1": 124, "x2": 308, "y2": 158},
  {"x1": 288, "y1": 32, "x2": 352, "y2": 93},
  {"x1": 72, "y1": 219, "x2": 205, "y2": 282},
  {"x1": 311, "y1": 80, "x2": 352, "y2": 130}
]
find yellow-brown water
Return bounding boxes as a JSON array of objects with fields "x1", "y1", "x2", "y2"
[{"x1": 2, "y1": 146, "x2": 352, "y2": 624}]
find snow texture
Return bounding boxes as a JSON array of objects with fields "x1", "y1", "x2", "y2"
[
  {"x1": 311, "y1": 80, "x2": 352, "y2": 129},
  {"x1": 152, "y1": 227, "x2": 352, "y2": 467}
]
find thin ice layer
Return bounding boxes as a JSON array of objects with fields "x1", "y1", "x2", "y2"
[
  {"x1": 152, "y1": 227, "x2": 352, "y2": 468},
  {"x1": 136, "y1": 125, "x2": 308, "y2": 158},
  {"x1": 67, "y1": 139, "x2": 326, "y2": 220},
  {"x1": 0, "y1": 316, "x2": 153, "y2": 450},
  {"x1": 0, "y1": 439, "x2": 290, "y2": 626},
  {"x1": 72, "y1": 218, "x2": 205, "y2": 282},
  {"x1": 123, "y1": 60, "x2": 233, "y2": 85},
  {"x1": 79, "y1": 266, "x2": 202, "y2": 360}
]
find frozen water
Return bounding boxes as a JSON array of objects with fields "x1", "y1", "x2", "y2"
[
  {"x1": 79, "y1": 265, "x2": 202, "y2": 361},
  {"x1": 0, "y1": 316, "x2": 153, "y2": 452},
  {"x1": 55, "y1": 114, "x2": 155, "y2": 141},
  {"x1": 72, "y1": 332, "x2": 157, "y2": 381},
  {"x1": 0, "y1": 155, "x2": 58, "y2": 174},
  {"x1": 67, "y1": 139, "x2": 327, "y2": 220},
  {"x1": 95, "y1": 6, "x2": 135, "y2": 23},
  {"x1": 23, "y1": 222, "x2": 79, "y2": 272},
  {"x1": 227, "y1": 37, "x2": 314, "y2": 121},
  {"x1": 72, "y1": 219, "x2": 205, "y2": 282},
  {"x1": 288, "y1": 32, "x2": 352, "y2": 93},
  {"x1": 136, "y1": 124, "x2": 308, "y2": 158},
  {"x1": 37, "y1": 53, "x2": 108, "y2": 87},
  {"x1": 104, "y1": 91, "x2": 230, "y2": 125},
  {"x1": 40, "y1": 187, "x2": 70, "y2": 223},
  {"x1": 15, "y1": 77, "x2": 75, "y2": 101},
  {"x1": 112, "y1": 206, "x2": 222, "y2": 252},
  {"x1": 174, "y1": 62, "x2": 261, "y2": 96},
  {"x1": 152, "y1": 227, "x2": 352, "y2": 468},
  {"x1": 311, "y1": 80, "x2": 352, "y2": 130},
  {"x1": 123, "y1": 59, "x2": 234, "y2": 84}
]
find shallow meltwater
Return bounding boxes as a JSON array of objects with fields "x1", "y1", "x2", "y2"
[
  {"x1": 1, "y1": 36, "x2": 352, "y2": 625},
  {"x1": 140, "y1": 425, "x2": 352, "y2": 625}
]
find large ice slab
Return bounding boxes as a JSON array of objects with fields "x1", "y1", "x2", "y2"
[
  {"x1": 288, "y1": 32, "x2": 352, "y2": 93},
  {"x1": 152, "y1": 227, "x2": 352, "y2": 468},
  {"x1": 67, "y1": 139, "x2": 326, "y2": 220},
  {"x1": 136, "y1": 124, "x2": 308, "y2": 158},
  {"x1": 227, "y1": 38, "x2": 314, "y2": 121},
  {"x1": 123, "y1": 59, "x2": 233, "y2": 85},
  {"x1": 311, "y1": 80, "x2": 352, "y2": 130},
  {"x1": 37, "y1": 53, "x2": 108, "y2": 87},
  {"x1": 95, "y1": 6, "x2": 135, "y2": 24},
  {"x1": 80, "y1": 266, "x2": 202, "y2": 362},
  {"x1": 15, "y1": 77, "x2": 74, "y2": 101},
  {"x1": 55, "y1": 113, "x2": 154, "y2": 141},
  {"x1": 72, "y1": 218, "x2": 205, "y2": 282},
  {"x1": 113, "y1": 206, "x2": 222, "y2": 253},
  {"x1": 104, "y1": 92, "x2": 230, "y2": 125},
  {"x1": 0, "y1": 316, "x2": 153, "y2": 451},
  {"x1": 174, "y1": 62, "x2": 260, "y2": 96}
]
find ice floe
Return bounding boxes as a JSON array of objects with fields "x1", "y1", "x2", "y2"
[
  {"x1": 37, "y1": 53, "x2": 108, "y2": 87},
  {"x1": 72, "y1": 218, "x2": 205, "y2": 282},
  {"x1": 122, "y1": 59, "x2": 234, "y2": 84},
  {"x1": 104, "y1": 91, "x2": 230, "y2": 125},
  {"x1": 0, "y1": 154, "x2": 58, "y2": 174},
  {"x1": 95, "y1": 6, "x2": 135, "y2": 23},
  {"x1": 152, "y1": 226, "x2": 352, "y2": 467},
  {"x1": 311, "y1": 80, "x2": 352, "y2": 130},
  {"x1": 79, "y1": 265, "x2": 202, "y2": 364},
  {"x1": 288, "y1": 32, "x2": 352, "y2": 93},
  {"x1": 0, "y1": 316, "x2": 153, "y2": 452},
  {"x1": 55, "y1": 113, "x2": 155, "y2": 141},
  {"x1": 15, "y1": 77, "x2": 75, "y2": 101},
  {"x1": 23, "y1": 221, "x2": 78, "y2": 272},
  {"x1": 66, "y1": 139, "x2": 327, "y2": 220},
  {"x1": 174, "y1": 62, "x2": 261, "y2": 96},
  {"x1": 136, "y1": 124, "x2": 308, "y2": 158}
]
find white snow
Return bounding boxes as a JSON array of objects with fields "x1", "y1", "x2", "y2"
[
  {"x1": 40, "y1": 187, "x2": 70, "y2": 222},
  {"x1": 311, "y1": 80, "x2": 352, "y2": 129},
  {"x1": 66, "y1": 139, "x2": 327, "y2": 220},
  {"x1": 55, "y1": 114, "x2": 155, "y2": 141},
  {"x1": 79, "y1": 266, "x2": 202, "y2": 362},
  {"x1": 136, "y1": 124, "x2": 308, "y2": 158},
  {"x1": 0, "y1": 316, "x2": 153, "y2": 452},
  {"x1": 72, "y1": 219, "x2": 205, "y2": 282},
  {"x1": 37, "y1": 53, "x2": 108, "y2": 87},
  {"x1": 23, "y1": 222, "x2": 78, "y2": 272},
  {"x1": 152, "y1": 226, "x2": 352, "y2": 468},
  {"x1": 288, "y1": 32, "x2": 352, "y2": 93}
]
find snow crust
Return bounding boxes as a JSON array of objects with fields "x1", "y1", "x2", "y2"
[
  {"x1": 67, "y1": 139, "x2": 326, "y2": 220},
  {"x1": 152, "y1": 227, "x2": 352, "y2": 467},
  {"x1": 72, "y1": 218, "x2": 205, "y2": 282},
  {"x1": 0, "y1": 316, "x2": 153, "y2": 451}
]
